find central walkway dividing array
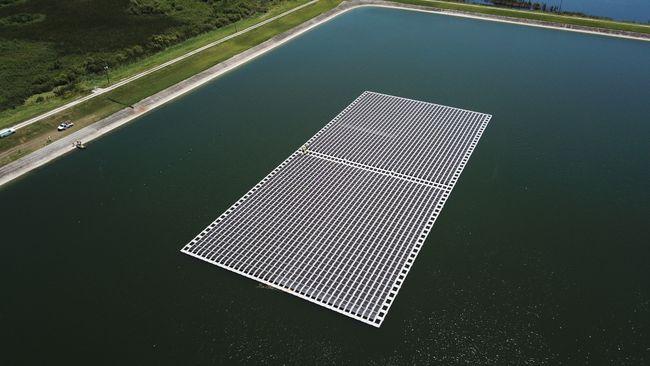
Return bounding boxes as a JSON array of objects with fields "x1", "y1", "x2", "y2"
[{"x1": 182, "y1": 91, "x2": 492, "y2": 327}]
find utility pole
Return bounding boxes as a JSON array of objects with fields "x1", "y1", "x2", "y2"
[{"x1": 104, "y1": 64, "x2": 110, "y2": 86}]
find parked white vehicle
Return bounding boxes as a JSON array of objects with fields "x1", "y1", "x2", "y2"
[
  {"x1": 0, "y1": 128, "x2": 16, "y2": 138},
  {"x1": 57, "y1": 121, "x2": 74, "y2": 131}
]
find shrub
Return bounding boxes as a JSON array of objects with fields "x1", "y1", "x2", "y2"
[
  {"x1": 84, "y1": 57, "x2": 106, "y2": 74},
  {"x1": 53, "y1": 83, "x2": 77, "y2": 97}
]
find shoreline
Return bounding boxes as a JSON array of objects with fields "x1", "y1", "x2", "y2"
[{"x1": 1, "y1": 0, "x2": 648, "y2": 188}]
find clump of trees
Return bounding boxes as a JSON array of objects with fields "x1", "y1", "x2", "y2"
[
  {"x1": 0, "y1": 12, "x2": 45, "y2": 26},
  {"x1": 0, "y1": 0, "x2": 24, "y2": 8}
]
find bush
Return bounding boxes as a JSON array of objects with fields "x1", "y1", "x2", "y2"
[
  {"x1": 113, "y1": 52, "x2": 128, "y2": 64},
  {"x1": 127, "y1": 0, "x2": 165, "y2": 15},
  {"x1": 126, "y1": 45, "x2": 145, "y2": 58},
  {"x1": 84, "y1": 57, "x2": 106, "y2": 74},
  {"x1": 49, "y1": 59, "x2": 62, "y2": 71},
  {"x1": 0, "y1": 13, "x2": 45, "y2": 26},
  {"x1": 53, "y1": 83, "x2": 77, "y2": 97}
]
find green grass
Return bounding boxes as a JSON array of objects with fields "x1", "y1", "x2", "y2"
[
  {"x1": 93, "y1": 0, "x2": 341, "y2": 107},
  {"x1": 0, "y1": 39, "x2": 57, "y2": 111},
  {"x1": 0, "y1": 0, "x2": 342, "y2": 163},
  {"x1": 0, "y1": 0, "x2": 310, "y2": 129},
  {"x1": 0, "y1": 0, "x2": 180, "y2": 109},
  {"x1": 79, "y1": 0, "x2": 313, "y2": 90},
  {"x1": 0, "y1": 0, "x2": 288, "y2": 111},
  {"x1": 396, "y1": 0, "x2": 650, "y2": 34},
  {"x1": 2, "y1": 0, "x2": 648, "y2": 165}
]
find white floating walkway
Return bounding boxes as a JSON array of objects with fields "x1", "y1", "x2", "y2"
[{"x1": 181, "y1": 91, "x2": 492, "y2": 327}]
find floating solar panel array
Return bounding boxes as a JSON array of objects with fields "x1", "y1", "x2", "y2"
[{"x1": 182, "y1": 91, "x2": 492, "y2": 327}]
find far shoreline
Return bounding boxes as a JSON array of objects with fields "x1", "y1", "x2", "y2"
[{"x1": 1, "y1": 0, "x2": 648, "y2": 188}]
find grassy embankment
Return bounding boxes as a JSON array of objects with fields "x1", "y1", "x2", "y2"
[
  {"x1": 0, "y1": 0, "x2": 312, "y2": 129},
  {"x1": 3, "y1": 0, "x2": 648, "y2": 131},
  {"x1": 396, "y1": 0, "x2": 650, "y2": 34},
  {"x1": 2, "y1": 0, "x2": 649, "y2": 166},
  {"x1": 0, "y1": 0, "x2": 342, "y2": 165}
]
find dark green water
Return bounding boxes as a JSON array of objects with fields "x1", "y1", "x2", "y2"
[{"x1": 1, "y1": 7, "x2": 649, "y2": 365}]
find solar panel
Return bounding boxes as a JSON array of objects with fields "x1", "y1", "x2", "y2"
[{"x1": 181, "y1": 91, "x2": 492, "y2": 327}]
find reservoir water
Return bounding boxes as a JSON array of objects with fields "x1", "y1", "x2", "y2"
[{"x1": 1, "y1": 7, "x2": 649, "y2": 364}]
